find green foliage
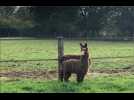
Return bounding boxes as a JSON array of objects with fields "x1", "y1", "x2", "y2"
[
  {"x1": 0, "y1": 6, "x2": 134, "y2": 37},
  {"x1": 0, "y1": 6, "x2": 34, "y2": 35},
  {"x1": 0, "y1": 16, "x2": 34, "y2": 29},
  {"x1": 30, "y1": 6, "x2": 79, "y2": 33}
]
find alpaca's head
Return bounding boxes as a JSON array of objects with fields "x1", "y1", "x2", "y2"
[{"x1": 80, "y1": 43, "x2": 88, "y2": 55}]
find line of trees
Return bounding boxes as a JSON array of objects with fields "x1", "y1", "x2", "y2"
[{"x1": 0, "y1": 6, "x2": 134, "y2": 38}]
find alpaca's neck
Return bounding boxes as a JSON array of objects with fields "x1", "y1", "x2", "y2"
[{"x1": 80, "y1": 53, "x2": 89, "y2": 67}]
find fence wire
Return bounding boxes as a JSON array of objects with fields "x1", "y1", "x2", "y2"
[{"x1": 0, "y1": 38, "x2": 134, "y2": 70}]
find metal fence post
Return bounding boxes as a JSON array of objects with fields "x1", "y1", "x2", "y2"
[{"x1": 57, "y1": 36, "x2": 64, "y2": 80}]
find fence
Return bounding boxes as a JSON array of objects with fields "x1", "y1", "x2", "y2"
[{"x1": 0, "y1": 37, "x2": 134, "y2": 80}]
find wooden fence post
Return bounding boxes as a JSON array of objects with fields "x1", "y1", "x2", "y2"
[{"x1": 57, "y1": 36, "x2": 64, "y2": 80}]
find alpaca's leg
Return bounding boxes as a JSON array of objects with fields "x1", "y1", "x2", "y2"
[
  {"x1": 80, "y1": 74, "x2": 85, "y2": 82},
  {"x1": 76, "y1": 73, "x2": 81, "y2": 82},
  {"x1": 59, "y1": 70, "x2": 63, "y2": 81},
  {"x1": 77, "y1": 73, "x2": 85, "y2": 83},
  {"x1": 64, "y1": 72, "x2": 71, "y2": 82}
]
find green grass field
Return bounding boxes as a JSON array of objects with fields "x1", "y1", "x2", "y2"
[
  {"x1": 0, "y1": 38, "x2": 134, "y2": 93},
  {"x1": 1, "y1": 74, "x2": 134, "y2": 93}
]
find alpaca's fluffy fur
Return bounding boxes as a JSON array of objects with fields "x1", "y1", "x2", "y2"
[
  {"x1": 59, "y1": 43, "x2": 90, "y2": 83},
  {"x1": 62, "y1": 55, "x2": 91, "y2": 66},
  {"x1": 61, "y1": 55, "x2": 80, "y2": 61}
]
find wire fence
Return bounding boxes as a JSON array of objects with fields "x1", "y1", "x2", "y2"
[
  {"x1": 0, "y1": 37, "x2": 134, "y2": 81},
  {"x1": 1, "y1": 35, "x2": 134, "y2": 40},
  {"x1": 0, "y1": 37, "x2": 134, "y2": 70},
  {"x1": 0, "y1": 56, "x2": 134, "y2": 62}
]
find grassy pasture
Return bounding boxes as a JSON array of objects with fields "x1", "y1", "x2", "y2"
[
  {"x1": 1, "y1": 39, "x2": 134, "y2": 69},
  {"x1": 0, "y1": 38, "x2": 134, "y2": 93},
  {"x1": 1, "y1": 74, "x2": 134, "y2": 93}
]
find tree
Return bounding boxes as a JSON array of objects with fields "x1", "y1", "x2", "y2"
[
  {"x1": 116, "y1": 7, "x2": 134, "y2": 37},
  {"x1": 30, "y1": 6, "x2": 80, "y2": 37}
]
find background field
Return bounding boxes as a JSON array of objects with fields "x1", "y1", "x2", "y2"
[{"x1": 0, "y1": 38, "x2": 134, "y2": 93}]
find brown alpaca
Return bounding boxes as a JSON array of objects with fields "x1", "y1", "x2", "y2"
[
  {"x1": 59, "y1": 43, "x2": 89, "y2": 83},
  {"x1": 61, "y1": 42, "x2": 91, "y2": 64}
]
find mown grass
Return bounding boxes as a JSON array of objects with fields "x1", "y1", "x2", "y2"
[
  {"x1": 1, "y1": 74, "x2": 134, "y2": 93},
  {"x1": 0, "y1": 39, "x2": 134, "y2": 70},
  {"x1": 0, "y1": 38, "x2": 134, "y2": 93},
  {"x1": 1, "y1": 39, "x2": 134, "y2": 60}
]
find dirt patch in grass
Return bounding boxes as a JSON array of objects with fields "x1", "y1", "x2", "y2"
[
  {"x1": 91, "y1": 66, "x2": 134, "y2": 74},
  {"x1": 0, "y1": 66, "x2": 134, "y2": 80},
  {"x1": 0, "y1": 69, "x2": 58, "y2": 80}
]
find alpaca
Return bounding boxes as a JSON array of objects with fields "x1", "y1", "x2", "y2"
[
  {"x1": 61, "y1": 42, "x2": 91, "y2": 64},
  {"x1": 59, "y1": 43, "x2": 89, "y2": 83}
]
